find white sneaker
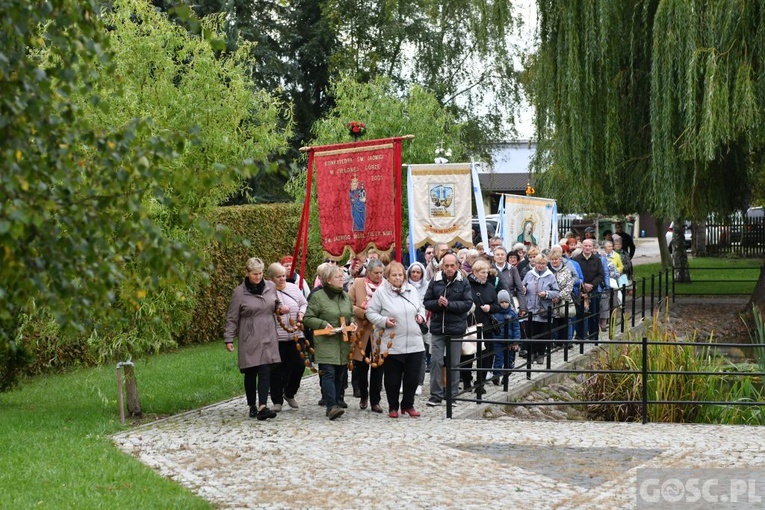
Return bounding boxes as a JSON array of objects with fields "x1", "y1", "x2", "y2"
[
  {"x1": 415, "y1": 385, "x2": 422, "y2": 395},
  {"x1": 272, "y1": 404, "x2": 282, "y2": 412},
  {"x1": 285, "y1": 397, "x2": 299, "y2": 409}
]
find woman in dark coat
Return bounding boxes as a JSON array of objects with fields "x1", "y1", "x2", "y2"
[
  {"x1": 466, "y1": 259, "x2": 500, "y2": 395},
  {"x1": 225, "y1": 257, "x2": 289, "y2": 420}
]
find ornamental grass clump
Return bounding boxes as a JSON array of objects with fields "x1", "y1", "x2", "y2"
[{"x1": 584, "y1": 306, "x2": 764, "y2": 425}]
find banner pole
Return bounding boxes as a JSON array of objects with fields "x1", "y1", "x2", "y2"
[
  {"x1": 394, "y1": 138, "x2": 403, "y2": 262},
  {"x1": 292, "y1": 149, "x2": 315, "y2": 289}
]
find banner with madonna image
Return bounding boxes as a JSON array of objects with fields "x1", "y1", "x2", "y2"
[
  {"x1": 500, "y1": 194, "x2": 558, "y2": 249},
  {"x1": 407, "y1": 163, "x2": 474, "y2": 250}
]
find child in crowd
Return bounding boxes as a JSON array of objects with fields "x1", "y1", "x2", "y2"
[{"x1": 492, "y1": 290, "x2": 521, "y2": 384}]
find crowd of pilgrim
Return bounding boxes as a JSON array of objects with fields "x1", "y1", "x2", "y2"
[{"x1": 224, "y1": 223, "x2": 636, "y2": 420}]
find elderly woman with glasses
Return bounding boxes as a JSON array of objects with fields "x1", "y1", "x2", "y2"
[
  {"x1": 267, "y1": 262, "x2": 308, "y2": 411},
  {"x1": 348, "y1": 258, "x2": 386, "y2": 412},
  {"x1": 366, "y1": 262, "x2": 427, "y2": 418},
  {"x1": 303, "y1": 262, "x2": 356, "y2": 420},
  {"x1": 225, "y1": 257, "x2": 289, "y2": 420}
]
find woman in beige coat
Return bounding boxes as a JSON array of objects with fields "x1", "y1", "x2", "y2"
[
  {"x1": 225, "y1": 257, "x2": 288, "y2": 420},
  {"x1": 348, "y1": 258, "x2": 385, "y2": 412}
]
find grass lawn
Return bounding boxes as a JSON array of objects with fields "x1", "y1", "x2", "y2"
[
  {"x1": 0, "y1": 342, "x2": 244, "y2": 509},
  {"x1": 633, "y1": 257, "x2": 763, "y2": 296}
]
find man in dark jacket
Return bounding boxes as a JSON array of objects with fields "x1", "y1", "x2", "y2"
[
  {"x1": 573, "y1": 239, "x2": 605, "y2": 340},
  {"x1": 423, "y1": 253, "x2": 474, "y2": 406}
]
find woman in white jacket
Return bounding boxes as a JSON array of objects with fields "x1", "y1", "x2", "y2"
[{"x1": 366, "y1": 261, "x2": 427, "y2": 418}]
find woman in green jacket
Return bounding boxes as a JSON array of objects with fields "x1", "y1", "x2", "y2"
[{"x1": 303, "y1": 263, "x2": 356, "y2": 420}]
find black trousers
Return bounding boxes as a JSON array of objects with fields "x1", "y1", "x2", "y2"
[
  {"x1": 353, "y1": 342, "x2": 383, "y2": 405},
  {"x1": 527, "y1": 320, "x2": 552, "y2": 357},
  {"x1": 353, "y1": 360, "x2": 383, "y2": 405},
  {"x1": 476, "y1": 332, "x2": 494, "y2": 384},
  {"x1": 242, "y1": 363, "x2": 272, "y2": 407},
  {"x1": 383, "y1": 352, "x2": 424, "y2": 411},
  {"x1": 270, "y1": 340, "x2": 305, "y2": 404}
]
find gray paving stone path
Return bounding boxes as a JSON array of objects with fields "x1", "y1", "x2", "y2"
[{"x1": 113, "y1": 337, "x2": 765, "y2": 509}]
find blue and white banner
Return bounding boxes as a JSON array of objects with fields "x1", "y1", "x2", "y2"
[{"x1": 501, "y1": 194, "x2": 558, "y2": 249}]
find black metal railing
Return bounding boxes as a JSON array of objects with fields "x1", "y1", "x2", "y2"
[{"x1": 441, "y1": 272, "x2": 765, "y2": 421}]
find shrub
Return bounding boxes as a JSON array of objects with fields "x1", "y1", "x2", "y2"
[
  {"x1": 584, "y1": 310, "x2": 764, "y2": 424},
  {"x1": 178, "y1": 203, "x2": 323, "y2": 345}
]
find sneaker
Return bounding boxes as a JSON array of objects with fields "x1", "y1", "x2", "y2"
[
  {"x1": 402, "y1": 408, "x2": 420, "y2": 417},
  {"x1": 415, "y1": 385, "x2": 422, "y2": 395},
  {"x1": 257, "y1": 407, "x2": 277, "y2": 421},
  {"x1": 338, "y1": 400, "x2": 348, "y2": 409},
  {"x1": 326, "y1": 406, "x2": 344, "y2": 420},
  {"x1": 318, "y1": 398, "x2": 326, "y2": 406},
  {"x1": 249, "y1": 406, "x2": 258, "y2": 418},
  {"x1": 371, "y1": 404, "x2": 383, "y2": 413},
  {"x1": 426, "y1": 397, "x2": 442, "y2": 407},
  {"x1": 388, "y1": 409, "x2": 399, "y2": 418},
  {"x1": 535, "y1": 355, "x2": 544, "y2": 365},
  {"x1": 285, "y1": 397, "x2": 299, "y2": 409},
  {"x1": 272, "y1": 404, "x2": 282, "y2": 412}
]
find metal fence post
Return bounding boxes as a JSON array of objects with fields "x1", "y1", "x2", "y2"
[
  {"x1": 445, "y1": 335, "x2": 452, "y2": 419},
  {"x1": 641, "y1": 335, "x2": 648, "y2": 425}
]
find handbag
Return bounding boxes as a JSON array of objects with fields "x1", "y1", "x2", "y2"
[
  {"x1": 462, "y1": 324, "x2": 478, "y2": 355},
  {"x1": 462, "y1": 313, "x2": 481, "y2": 355}
]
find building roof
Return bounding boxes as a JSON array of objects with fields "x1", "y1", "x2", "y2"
[{"x1": 478, "y1": 172, "x2": 536, "y2": 195}]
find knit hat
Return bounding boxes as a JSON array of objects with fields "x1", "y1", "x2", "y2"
[{"x1": 497, "y1": 289, "x2": 511, "y2": 303}]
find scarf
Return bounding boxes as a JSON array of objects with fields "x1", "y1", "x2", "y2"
[
  {"x1": 468, "y1": 272, "x2": 487, "y2": 286},
  {"x1": 361, "y1": 277, "x2": 384, "y2": 309},
  {"x1": 244, "y1": 277, "x2": 265, "y2": 295},
  {"x1": 324, "y1": 284, "x2": 343, "y2": 298},
  {"x1": 530, "y1": 267, "x2": 554, "y2": 280}
]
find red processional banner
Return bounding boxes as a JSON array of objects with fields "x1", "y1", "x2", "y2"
[{"x1": 313, "y1": 140, "x2": 397, "y2": 257}]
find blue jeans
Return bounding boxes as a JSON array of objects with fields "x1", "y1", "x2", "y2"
[
  {"x1": 318, "y1": 363, "x2": 345, "y2": 409},
  {"x1": 493, "y1": 312, "x2": 520, "y2": 372}
]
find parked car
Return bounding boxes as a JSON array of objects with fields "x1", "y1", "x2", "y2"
[
  {"x1": 742, "y1": 207, "x2": 765, "y2": 247},
  {"x1": 665, "y1": 221, "x2": 692, "y2": 253},
  {"x1": 471, "y1": 215, "x2": 498, "y2": 247}
]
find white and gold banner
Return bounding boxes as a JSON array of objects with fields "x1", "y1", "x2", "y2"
[{"x1": 407, "y1": 164, "x2": 474, "y2": 249}]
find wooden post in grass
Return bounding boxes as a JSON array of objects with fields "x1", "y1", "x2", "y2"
[{"x1": 117, "y1": 361, "x2": 142, "y2": 420}]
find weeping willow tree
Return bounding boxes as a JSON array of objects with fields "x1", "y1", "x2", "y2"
[{"x1": 530, "y1": 0, "x2": 765, "y2": 278}]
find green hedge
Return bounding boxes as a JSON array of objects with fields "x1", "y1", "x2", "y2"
[
  {"x1": 178, "y1": 203, "x2": 323, "y2": 345},
  {"x1": 18, "y1": 203, "x2": 323, "y2": 377}
]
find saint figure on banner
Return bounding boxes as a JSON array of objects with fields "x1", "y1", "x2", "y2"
[
  {"x1": 516, "y1": 217, "x2": 537, "y2": 246},
  {"x1": 349, "y1": 176, "x2": 367, "y2": 231}
]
